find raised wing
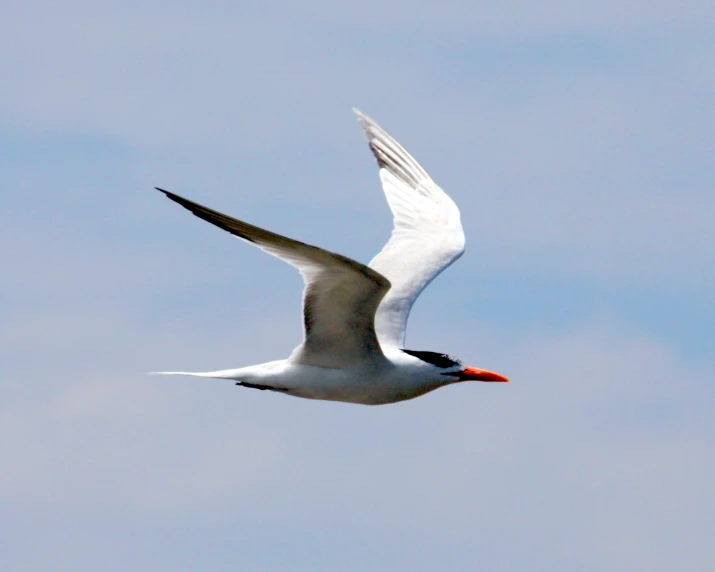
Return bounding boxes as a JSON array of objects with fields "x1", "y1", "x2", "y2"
[
  {"x1": 156, "y1": 188, "x2": 391, "y2": 368},
  {"x1": 354, "y1": 110, "x2": 465, "y2": 348}
]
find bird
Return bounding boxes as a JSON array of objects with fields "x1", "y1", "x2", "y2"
[{"x1": 153, "y1": 109, "x2": 508, "y2": 405}]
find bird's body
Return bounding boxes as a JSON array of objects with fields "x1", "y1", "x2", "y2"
[
  {"x1": 159, "y1": 349, "x2": 456, "y2": 405},
  {"x1": 154, "y1": 109, "x2": 508, "y2": 404}
]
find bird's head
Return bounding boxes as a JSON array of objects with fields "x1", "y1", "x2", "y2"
[{"x1": 401, "y1": 349, "x2": 509, "y2": 383}]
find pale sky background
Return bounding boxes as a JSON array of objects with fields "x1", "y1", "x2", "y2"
[{"x1": 2, "y1": 1, "x2": 714, "y2": 570}]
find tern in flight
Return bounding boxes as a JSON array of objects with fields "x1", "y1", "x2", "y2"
[{"x1": 154, "y1": 110, "x2": 508, "y2": 404}]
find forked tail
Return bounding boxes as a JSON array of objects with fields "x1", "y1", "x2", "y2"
[{"x1": 149, "y1": 370, "x2": 243, "y2": 379}]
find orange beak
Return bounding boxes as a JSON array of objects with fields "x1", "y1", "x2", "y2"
[{"x1": 457, "y1": 366, "x2": 509, "y2": 382}]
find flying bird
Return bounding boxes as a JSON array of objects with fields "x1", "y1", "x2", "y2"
[{"x1": 154, "y1": 109, "x2": 508, "y2": 404}]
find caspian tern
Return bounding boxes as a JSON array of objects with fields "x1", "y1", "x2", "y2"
[{"x1": 154, "y1": 109, "x2": 508, "y2": 404}]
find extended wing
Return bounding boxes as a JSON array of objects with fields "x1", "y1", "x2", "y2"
[
  {"x1": 157, "y1": 188, "x2": 391, "y2": 368},
  {"x1": 353, "y1": 110, "x2": 465, "y2": 348}
]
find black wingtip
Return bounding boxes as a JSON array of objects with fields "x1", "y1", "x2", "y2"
[{"x1": 155, "y1": 187, "x2": 182, "y2": 203}]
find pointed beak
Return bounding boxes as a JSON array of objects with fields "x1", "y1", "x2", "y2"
[{"x1": 457, "y1": 366, "x2": 509, "y2": 382}]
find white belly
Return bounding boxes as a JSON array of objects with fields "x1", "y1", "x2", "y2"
[{"x1": 233, "y1": 360, "x2": 447, "y2": 405}]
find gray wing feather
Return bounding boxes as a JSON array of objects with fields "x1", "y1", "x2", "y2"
[{"x1": 157, "y1": 188, "x2": 391, "y2": 368}]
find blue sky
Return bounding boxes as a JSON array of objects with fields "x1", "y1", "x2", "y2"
[{"x1": 2, "y1": 1, "x2": 714, "y2": 570}]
